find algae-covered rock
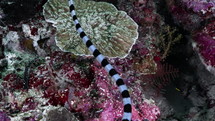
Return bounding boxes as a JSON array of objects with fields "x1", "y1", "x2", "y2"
[{"x1": 43, "y1": 0, "x2": 138, "y2": 58}]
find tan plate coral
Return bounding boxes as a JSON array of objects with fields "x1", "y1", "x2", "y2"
[{"x1": 43, "y1": 0, "x2": 138, "y2": 58}]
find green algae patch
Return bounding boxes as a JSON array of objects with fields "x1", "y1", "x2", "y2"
[{"x1": 43, "y1": 0, "x2": 138, "y2": 58}]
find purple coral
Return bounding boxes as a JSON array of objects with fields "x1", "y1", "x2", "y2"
[
  {"x1": 181, "y1": 0, "x2": 215, "y2": 14},
  {"x1": 193, "y1": 20, "x2": 215, "y2": 67},
  {"x1": 0, "y1": 111, "x2": 10, "y2": 121},
  {"x1": 194, "y1": 34, "x2": 215, "y2": 66},
  {"x1": 167, "y1": 0, "x2": 215, "y2": 31}
]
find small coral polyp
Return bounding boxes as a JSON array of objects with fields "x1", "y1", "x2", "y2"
[{"x1": 43, "y1": 0, "x2": 138, "y2": 58}]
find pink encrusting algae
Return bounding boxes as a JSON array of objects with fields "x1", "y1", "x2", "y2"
[
  {"x1": 166, "y1": 0, "x2": 215, "y2": 74},
  {"x1": 192, "y1": 20, "x2": 215, "y2": 74},
  {"x1": 181, "y1": 0, "x2": 215, "y2": 14},
  {"x1": 1, "y1": 50, "x2": 160, "y2": 120}
]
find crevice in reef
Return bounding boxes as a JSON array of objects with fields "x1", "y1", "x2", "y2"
[{"x1": 155, "y1": 0, "x2": 215, "y2": 120}]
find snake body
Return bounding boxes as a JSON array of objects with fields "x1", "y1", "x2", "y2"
[{"x1": 68, "y1": 0, "x2": 132, "y2": 120}]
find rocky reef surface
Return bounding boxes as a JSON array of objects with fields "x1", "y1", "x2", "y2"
[{"x1": 0, "y1": 0, "x2": 214, "y2": 121}]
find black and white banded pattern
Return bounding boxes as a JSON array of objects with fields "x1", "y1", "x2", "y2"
[{"x1": 68, "y1": 0, "x2": 132, "y2": 121}]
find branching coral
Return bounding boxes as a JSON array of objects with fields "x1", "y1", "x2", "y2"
[
  {"x1": 43, "y1": 0, "x2": 138, "y2": 58},
  {"x1": 157, "y1": 25, "x2": 182, "y2": 59}
]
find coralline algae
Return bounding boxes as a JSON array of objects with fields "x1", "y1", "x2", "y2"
[
  {"x1": 166, "y1": 0, "x2": 215, "y2": 75},
  {"x1": 193, "y1": 20, "x2": 215, "y2": 74},
  {"x1": 181, "y1": 0, "x2": 215, "y2": 14},
  {"x1": 1, "y1": 50, "x2": 160, "y2": 120}
]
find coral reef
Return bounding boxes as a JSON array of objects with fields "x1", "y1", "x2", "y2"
[
  {"x1": 45, "y1": 106, "x2": 79, "y2": 121},
  {"x1": 0, "y1": 51, "x2": 39, "y2": 79},
  {"x1": 193, "y1": 20, "x2": 215, "y2": 74},
  {"x1": 0, "y1": 50, "x2": 160, "y2": 120},
  {"x1": 0, "y1": 0, "x2": 164, "y2": 119},
  {"x1": 43, "y1": 0, "x2": 138, "y2": 58},
  {"x1": 155, "y1": 0, "x2": 215, "y2": 120},
  {"x1": 0, "y1": 111, "x2": 10, "y2": 121},
  {"x1": 0, "y1": 0, "x2": 46, "y2": 25},
  {"x1": 181, "y1": 0, "x2": 215, "y2": 15},
  {"x1": 1, "y1": 0, "x2": 214, "y2": 121},
  {"x1": 165, "y1": 0, "x2": 215, "y2": 74}
]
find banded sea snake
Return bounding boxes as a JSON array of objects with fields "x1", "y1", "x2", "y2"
[{"x1": 68, "y1": 0, "x2": 132, "y2": 120}]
